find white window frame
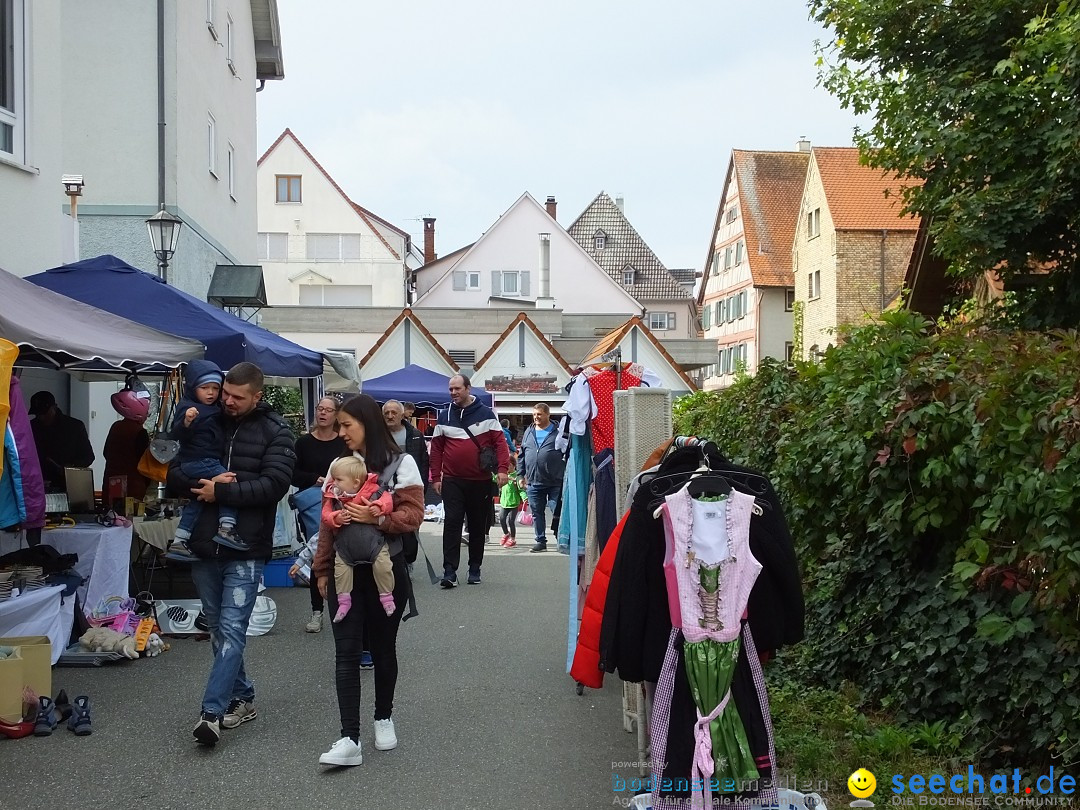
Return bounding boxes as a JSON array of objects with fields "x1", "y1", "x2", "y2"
[
  {"x1": 467, "y1": 272, "x2": 480, "y2": 290},
  {"x1": 0, "y1": 0, "x2": 24, "y2": 163},
  {"x1": 227, "y1": 142, "x2": 235, "y2": 199},
  {"x1": 648, "y1": 312, "x2": 674, "y2": 331},
  {"x1": 226, "y1": 13, "x2": 237, "y2": 75},
  {"x1": 809, "y1": 269, "x2": 821, "y2": 301},
  {"x1": 622, "y1": 268, "x2": 635, "y2": 286},
  {"x1": 276, "y1": 174, "x2": 301, "y2": 203},
  {"x1": 502, "y1": 270, "x2": 520, "y2": 294},
  {"x1": 785, "y1": 342, "x2": 795, "y2": 364},
  {"x1": 807, "y1": 207, "x2": 821, "y2": 239},
  {"x1": 207, "y1": 113, "x2": 217, "y2": 177},
  {"x1": 594, "y1": 233, "x2": 606, "y2": 250}
]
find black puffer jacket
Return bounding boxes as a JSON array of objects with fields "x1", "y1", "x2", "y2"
[{"x1": 167, "y1": 401, "x2": 296, "y2": 561}]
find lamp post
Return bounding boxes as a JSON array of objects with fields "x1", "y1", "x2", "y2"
[{"x1": 145, "y1": 205, "x2": 182, "y2": 284}]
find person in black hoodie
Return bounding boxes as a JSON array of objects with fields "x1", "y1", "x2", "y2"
[
  {"x1": 167, "y1": 360, "x2": 242, "y2": 555},
  {"x1": 166, "y1": 362, "x2": 296, "y2": 748}
]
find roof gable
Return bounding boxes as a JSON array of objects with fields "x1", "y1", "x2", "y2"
[
  {"x1": 358, "y1": 308, "x2": 458, "y2": 378},
  {"x1": 582, "y1": 317, "x2": 696, "y2": 391},
  {"x1": 257, "y1": 128, "x2": 404, "y2": 260},
  {"x1": 733, "y1": 150, "x2": 810, "y2": 288},
  {"x1": 810, "y1": 147, "x2": 921, "y2": 231},
  {"x1": 567, "y1": 192, "x2": 689, "y2": 301},
  {"x1": 413, "y1": 192, "x2": 642, "y2": 312},
  {"x1": 474, "y1": 312, "x2": 573, "y2": 394}
]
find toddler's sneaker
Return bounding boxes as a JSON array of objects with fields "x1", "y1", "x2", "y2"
[
  {"x1": 213, "y1": 525, "x2": 250, "y2": 551},
  {"x1": 165, "y1": 541, "x2": 197, "y2": 561}
]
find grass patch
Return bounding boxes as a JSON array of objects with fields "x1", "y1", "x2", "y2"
[{"x1": 768, "y1": 663, "x2": 980, "y2": 807}]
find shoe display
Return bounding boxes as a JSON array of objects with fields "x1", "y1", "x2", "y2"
[
  {"x1": 530, "y1": 542, "x2": 547, "y2": 553},
  {"x1": 319, "y1": 736, "x2": 363, "y2": 766},
  {"x1": 439, "y1": 568, "x2": 458, "y2": 589},
  {"x1": 467, "y1": 567, "x2": 482, "y2": 585},
  {"x1": 33, "y1": 696, "x2": 57, "y2": 737},
  {"x1": 359, "y1": 650, "x2": 374, "y2": 670},
  {"x1": 193, "y1": 712, "x2": 221, "y2": 745},
  {"x1": 222, "y1": 698, "x2": 257, "y2": 729},
  {"x1": 305, "y1": 610, "x2": 323, "y2": 633},
  {"x1": 66, "y1": 695, "x2": 92, "y2": 736},
  {"x1": 373, "y1": 718, "x2": 398, "y2": 751}
]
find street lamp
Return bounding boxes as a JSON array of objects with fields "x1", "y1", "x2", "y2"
[{"x1": 145, "y1": 205, "x2": 183, "y2": 283}]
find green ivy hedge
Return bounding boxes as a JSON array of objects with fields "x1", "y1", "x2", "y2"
[{"x1": 674, "y1": 309, "x2": 1080, "y2": 765}]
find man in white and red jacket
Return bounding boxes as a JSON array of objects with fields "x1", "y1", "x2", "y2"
[{"x1": 430, "y1": 374, "x2": 510, "y2": 587}]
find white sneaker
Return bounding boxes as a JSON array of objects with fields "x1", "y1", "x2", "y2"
[
  {"x1": 319, "y1": 736, "x2": 363, "y2": 766},
  {"x1": 373, "y1": 718, "x2": 398, "y2": 751},
  {"x1": 305, "y1": 611, "x2": 323, "y2": 633}
]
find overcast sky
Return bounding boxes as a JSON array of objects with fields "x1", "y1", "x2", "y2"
[{"x1": 256, "y1": 0, "x2": 864, "y2": 272}]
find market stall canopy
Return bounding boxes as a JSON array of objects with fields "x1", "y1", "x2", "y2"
[
  {"x1": 361, "y1": 364, "x2": 492, "y2": 408},
  {"x1": 28, "y1": 256, "x2": 323, "y2": 378},
  {"x1": 0, "y1": 266, "x2": 204, "y2": 372}
]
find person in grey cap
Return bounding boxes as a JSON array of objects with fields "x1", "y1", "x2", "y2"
[{"x1": 28, "y1": 390, "x2": 94, "y2": 491}]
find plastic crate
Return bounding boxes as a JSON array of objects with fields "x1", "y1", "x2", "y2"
[{"x1": 262, "y1": 557, "x2": 296, "y2": 588}]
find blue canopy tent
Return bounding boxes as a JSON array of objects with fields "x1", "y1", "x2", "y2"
[
  {"x1": 28, "y1": 255, "x2": 323, "y2": 378},
  {"x1": 361, "y1": 364, "x2": 492, "y2": 408}
]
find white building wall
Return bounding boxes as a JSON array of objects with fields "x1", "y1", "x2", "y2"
[
  {"x1": 474, "y1": 325, "x2": 571, "y2": 391},
  {"x1": 360, "y1": 323, "x2": 455, "y2": 379},
  {"x1": 257, "y1": 137, "x2": 406, "y2": 307},
  {"x1": 758, "y1": 287, "x2": 793, "y2": 363},
  {"x1": 416, "y1": 196, "x2": 642, "y2": 316},
  {"x1": 0, "y1": 0, "x2": 69, "y2": 276},
  {"x1": 60, "y1": 0, "x2": 263, "y2": 299},
  {"x1": 613, "y1": 330, "x2": 691, "y2": 394}
]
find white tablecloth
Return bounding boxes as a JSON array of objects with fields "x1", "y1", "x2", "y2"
[
  {"x1": 0, "y1": 524, "x2": 131, "y2": 613},
  {"x1": 0, "y1": 585, "x2": 75, "y2": 664}
]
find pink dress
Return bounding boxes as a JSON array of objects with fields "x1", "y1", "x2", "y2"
[{"x1": 653, "y1": 486, "x2": 764, "y2": 810}]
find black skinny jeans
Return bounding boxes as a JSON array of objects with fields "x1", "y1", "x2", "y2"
[
  {"x1": 499, "y1": 506, "x2": 517, "y2": 538},
  {"x1": 329, "y1": 554, "x2": 408, "y2": 740},
  {"x1": 309, "y1": 574, "x2": 324, "y2": 612}
]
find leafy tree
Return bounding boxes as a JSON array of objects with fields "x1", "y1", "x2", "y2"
[{"x1": 811, "y1": 0, "x2": 1080, "y2": 327}]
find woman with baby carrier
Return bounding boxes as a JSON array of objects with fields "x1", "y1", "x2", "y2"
[{"x1": 311, "y1": 394, "x2": 424, "y2": 768}]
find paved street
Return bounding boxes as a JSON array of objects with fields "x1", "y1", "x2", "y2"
[{"x1": 0, "y1": 521, "x2": 640, "y2": 810}]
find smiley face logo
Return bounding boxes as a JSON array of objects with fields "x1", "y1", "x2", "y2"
[{"x1": 848, "y1": 768, "x2": 877, "y2": 798}]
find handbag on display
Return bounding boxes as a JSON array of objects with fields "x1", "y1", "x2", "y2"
[{"x1": 138, "y1": 371, "x2": 181, "y2": 484}]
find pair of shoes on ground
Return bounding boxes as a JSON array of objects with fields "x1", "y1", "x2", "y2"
[
  {"x1": 192, "y1": 698, "x2": 257, "y2": 745},
  {"x1": 35, "y1": 691, "x2": 91, "y2": 737},
  {"x1": 319, "y1": 718, "x2": 397, "y2": 767},
  {"x1": 500, "y1": 534, "x2": 517, "y2": 548},
  {"x1": 440, "y1": 567, "x2": 481, "y2": 587},
  {"x1": 305, "y1": 610, "x2": 323, "y2": 633}
]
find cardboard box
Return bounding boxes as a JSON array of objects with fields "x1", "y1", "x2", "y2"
[
  {"x1": 0, "y1": 635, "x2": 52, "y2": 722},
  {"x1": 0, "y1": 648, "x2": 24, "y2": 723}
]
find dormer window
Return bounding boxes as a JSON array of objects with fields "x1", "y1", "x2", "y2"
[
  {"x1": 594, "y1": 230, "x2": 607, "y2": 250},
  {"x1": 622, "y1": 266, "x2": 635, "y2": 286}
]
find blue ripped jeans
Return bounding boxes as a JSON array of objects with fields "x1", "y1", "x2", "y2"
[{"x1": 190, "y1": 558, "x2": 265, "y2": 717}]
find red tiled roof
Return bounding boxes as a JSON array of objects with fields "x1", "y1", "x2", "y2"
[
  {"x1": 733, "y1": 150, "x2": 811, "y2": 288},
  {"x1": 812, "y1": 147, "x2": 921, "y2": 231},
  {"x1": 258, "y1": 128, "x2": 403, "y2": 260},
  {"x1": 473, "y1": 312, "x2": 573, "y2": 374},
  {"x1": 358, "y1": 308, "x2": 458, "y2": 370}
]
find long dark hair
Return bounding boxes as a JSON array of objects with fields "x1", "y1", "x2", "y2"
[{"x1": 339, "y1": 394, "x2": 399, "y2": 472}]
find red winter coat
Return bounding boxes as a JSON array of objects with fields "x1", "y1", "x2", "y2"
[{"x1": 570, "y1": 512, "x2": 628, "y2": 689}]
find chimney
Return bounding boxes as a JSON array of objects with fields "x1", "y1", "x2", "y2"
[
  {"x1": 797, "y1": 136, "x2": 811, "y2": 153},
  {"x1": 615, "y1": 195, "x2": 624, "y2": 212},
  {"x1": 536, "y1": 232, "x2": 556, "y2": 310},
  {"x1": 423, "y1": 217, "x2": 437, "y2": 264},
  {"x1": 545, "y1": 195, "x2": 557, "y2": 220}
]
